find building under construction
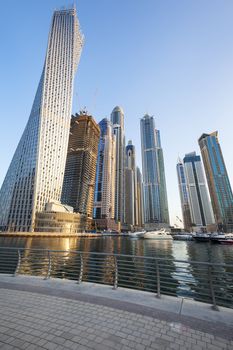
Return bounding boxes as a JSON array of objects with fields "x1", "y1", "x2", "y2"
[{"x1": 62, "y1": 112, "x2": 100, "y2": 217}]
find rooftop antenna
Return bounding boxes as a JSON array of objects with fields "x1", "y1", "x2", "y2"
[
  {"x1": 80, "y1": 106, "x2": 88, "y2": 115},
  {"x1": 89, "y1": 88, "x2": 99, "y2": 115},
  {"x1": 75, "y1": 91, "x2": 81, "y2": 114},
  {"x1": 177, "y1": 155, "x2": 182, "y2": 164}
]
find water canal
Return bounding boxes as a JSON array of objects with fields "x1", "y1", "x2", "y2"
[{"x1": 0, "y1": 236, "x2": 233, "y2": 307}]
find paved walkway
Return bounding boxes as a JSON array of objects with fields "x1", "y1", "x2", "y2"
[{"x1": 0, "y1": 275, "x2": 232, "y2": 350}]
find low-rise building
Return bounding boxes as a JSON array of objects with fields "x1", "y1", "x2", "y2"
[
  {"x1": 34, "y1": 201, "x2": 88, "y2": 233},
  {"x1": 93, "y1": 218, "x2": 120, "y2": 232}
]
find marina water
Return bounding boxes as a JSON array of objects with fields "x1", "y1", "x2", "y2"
[{"x1": 0, "y1": 236, "x2": 233, "y2": 305}]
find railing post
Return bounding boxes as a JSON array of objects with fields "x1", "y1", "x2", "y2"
[
  {"x1": 208, "y1": 265, "x2": 219, "y2": 311},
  {"x1": 77, "y1": 253, "x2": 83, "y2": 284},
  {"x1": 45, "y1": 250, "x2": 51, "y2": 280},
  {"x1": 156, "y1": 260, "x2": 161, "y2": 298},
  {"x1": 113, "y1": 256, "x2": 118, "y2": 290},
  {"x1": 14, "y1": 249, "x2": 21, "y2": 276}
]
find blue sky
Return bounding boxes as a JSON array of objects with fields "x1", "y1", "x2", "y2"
[{"x1": 0, "y1": 0, "x2": 233, "y2": 226}]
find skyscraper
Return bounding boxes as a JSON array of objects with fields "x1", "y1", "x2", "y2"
[
  {"x1": 136, "y1": 167, "x2": 144, "y2": 228},
  {"x1": 140, "y1": 114, "x2": 169, "y2": 227},
  {"x1": 199, "y1": 132, "x2": 233, "y2": 232},
  {"x1": 125, "y1": 140, "x2": 138, "y2": 226},
  {"x1": 61, "y1": 112, "x2": 100, "y2": 217},
  {"x1": 176, "y1": 158, "x2": 192, "y2": 231},
  {"x1": 93, "y1": 118, "x2": 116, "y2": 220},
  {"x1": 124, "y1": 168, "x2": 135, "y2": 227},
  {"x1": 111, "y1": 106, "x2": 125, "y2": 223},
  {"x1": 0, "y1": 8, "x2": 83, "y2": 232},
  {"x1": 183, "y1": 152, "x2": 215, "y2": 228}
]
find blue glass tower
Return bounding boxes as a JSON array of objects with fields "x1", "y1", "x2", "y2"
[
  {"x1": 199, "y1": 132, "x2": 233, "y2": 232},
  {"x1": 183, "y1": 152, "x2": 214, "y2": 228},
  {"x1": 176, "y1": 159, "x2": 192, "y2": 231},
  {"x1": 140, "y1": 114, "x2": 169, "y2": 226}
]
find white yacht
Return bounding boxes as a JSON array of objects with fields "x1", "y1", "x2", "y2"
[
  {"x1": 128, "y1": 230, "x2": 145, "y2": 238},
  {"x1": 143, "y1": 228, "x2": 173, "y2": 240}
]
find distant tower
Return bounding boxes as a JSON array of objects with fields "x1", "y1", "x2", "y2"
[
  {"x1": 0, "y1": 8, "x2": 84, "y2": 232},
  {"x1": 183, "y1": 152, "x2": 215, "y2": 228},
  {"x1": 176, "y1": 158, "x2": 192, "y2": 231},
  {"x1": 61, "y1": 112, "x2": 100, "y2": 217},
  {"x1": 93, "y1": 118, "x2": 116, "y2": 219},
  {"x1": 124, "y1": 168, "x2": 135, "y2": 227},
  {"x1": 136, "y1": 167, "x2": 144, "y2": 228},
  {"x1": 140, "y1": 114, "x2": 169, "y2": 227},
  {"x1": 199, "y1": 132, "x2": 233, "y2": 232},
  {"x1": 111, "y1": 106, "x2": 125, "y2": 223},
  {"x1": 125, "y1": 140, "x2": 138, "y2": 226}
]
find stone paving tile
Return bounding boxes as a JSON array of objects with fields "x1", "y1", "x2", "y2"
[{"x1": 0, "y1": 288, "x2": 231, "y2": 350}]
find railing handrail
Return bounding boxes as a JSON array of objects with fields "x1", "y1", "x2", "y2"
[
  {"x1": 0, "y1": 246, "x2": 233, "y2": 310},
  {"x1": 0, "y1": 246, "x2": 233, "y2": 268}
]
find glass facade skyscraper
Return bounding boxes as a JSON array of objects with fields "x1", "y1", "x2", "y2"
[
  {"x1": 140, "y1": 114, "x2": 169, "y2": 226},
  {"x1": 124, "y1": 168, "x2": 135, "y2": 227},
  {"x1": 111, "y1": 106, "x2": 125, "y2": 223},
  {"x1": 183, "y1": 152, "x2": 215, "y2": 228},
  {"x1": 199, "y1": 132, "x2": 233, "y2": 232},
  {"x1": 176, "y1": 158, "x2": 192, "y2": 231},
  {"x1": 0, "y1": 8, "x2": 83, "y2": 231},
  {"x1": 136, "y1": 167, "x2": 144, "y2": 228},
  {"x1": 125, "y1": 140, "x2": 138, "y2": 226},
  {"x1": 93, "y1": 118, "x2": 116, "y2": 219}
]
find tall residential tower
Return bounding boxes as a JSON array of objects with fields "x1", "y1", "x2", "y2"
[
  {"x1": 140, "y1": 115, "x2": 169, "y2": 228},
  {"x1": 136, "y1": 167, "x2": 144, "y2": 228},
  {"x1": 125, "y1": 140, "x2": 138, "y2": 227},
  {"x1": 93, "y1": 118, "x2": 116, "y2": 220},
  {"x1": 183, "y1": 152, "x2": 215, "y2": 229},
  {"x1": 61, "y1": 112, "x2": 100, "y2": 217},
  {"x1": 0, "y1": 8, "x2": 83, "y2": 231},
  {"x1": 176, "y1": 158, "x2": 192, "y2": 231},
  {"x1": 199, "y1": 132, "x2": 233, "y2": 232},
  {"x1": 111, "y1": 106, "x2": 125, "y2": 223}
]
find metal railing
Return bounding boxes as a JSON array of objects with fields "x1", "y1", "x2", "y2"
[{"x1": 0, "y1": 247, "x2": 233, "y2": 310}]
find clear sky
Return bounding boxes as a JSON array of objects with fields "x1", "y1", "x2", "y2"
[{"x1": 0, "y1": 0, "x2": 233, "y2": 226}]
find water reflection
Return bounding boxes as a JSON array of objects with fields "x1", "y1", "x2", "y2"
[
  {"x1": 0, "y1": 236, "x2": 232, "y2": 306},
  {"x1": 186, "y1": 242, "x2": 233, "y2": 305}
]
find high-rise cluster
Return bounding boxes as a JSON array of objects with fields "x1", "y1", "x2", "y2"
[
  {"x1": 1, "y1": 6, "x2": 232, "y2": 234},
  {"x1": 177, "y1": 133, "x2": 233, "y2": 233},
  {"x1": 0, "y1": 3, "x2": 172, "y2": 233}
]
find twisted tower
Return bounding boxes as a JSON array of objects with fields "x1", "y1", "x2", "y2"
[{"x1": 0, "y1": 8, "x2": 84, "y2": 231}]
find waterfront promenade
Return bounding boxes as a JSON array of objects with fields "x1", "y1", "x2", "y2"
[{"x1": 0, "y1": 275, "x2": 232, "y2": 350}]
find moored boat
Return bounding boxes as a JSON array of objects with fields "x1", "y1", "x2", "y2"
[
  {"x1": 210, "y1": 232, "x2": 226, "y2": 244},
  {"x1": 143, "y1": 228, "x2": 173, "y2": 240},
  {"x1": 210, "y1": 232, "x2": 233, "y2": 244},
  {"x1": 128, "y1": 231, "x2": 145, "y2": 238},
  {"x1": 193, "y1": 233, "x2": 211, "y2": 242},
  {"x1": 218, "y1": 239, "x2": 233, "y2": 245},
  {"x1": 172, "y1": 234, "x2": 194, "y2": 241}
]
